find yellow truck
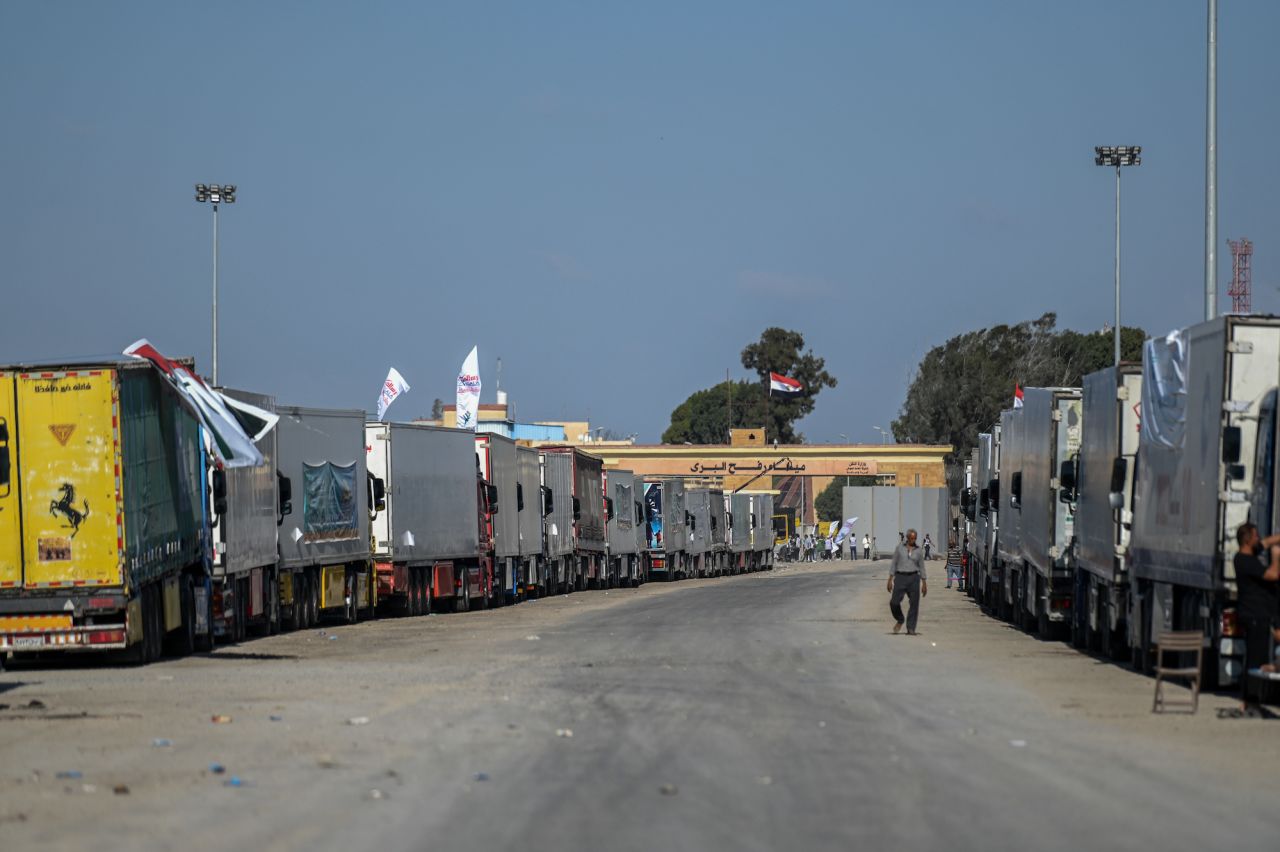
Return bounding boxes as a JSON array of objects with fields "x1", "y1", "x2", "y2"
[{"x1": 0, "y1": 358, "x2": 210, "y2": 662}]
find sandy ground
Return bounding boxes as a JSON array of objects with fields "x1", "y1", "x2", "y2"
[{"x1": 1, "y1": 558, "x2": 1277, "y2": 851}]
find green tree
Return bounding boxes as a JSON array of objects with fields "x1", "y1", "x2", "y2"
[
  {"x1": 430, "y1": 398, "x2": 445, "y2": 420},
  {"x1": 741, "y1": 327, "x2": 838, "y2": 443},
  {"x1": 890, "y1": 313, "x2": 1145, "y2": 488},
  {"x1": 661, "y1": 380, "x2": 766, "y2": 444}
]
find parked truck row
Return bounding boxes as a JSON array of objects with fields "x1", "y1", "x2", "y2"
[
  {"x1": 0, "y1": 353, "x2": 775, "y2": 662},
  {"x1": 963, "y1": 314, "x2": 1280, "y2": 690}
]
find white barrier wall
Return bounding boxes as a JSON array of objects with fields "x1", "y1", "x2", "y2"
[{"x1": 841, "y1": 487, "x2": 952, "y2": 559}]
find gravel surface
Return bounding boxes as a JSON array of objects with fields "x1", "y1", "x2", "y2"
[{"x1": 2, "y1": 559, "x2": 1278, "y2": 851}]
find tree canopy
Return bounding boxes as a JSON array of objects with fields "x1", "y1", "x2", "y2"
[
  {"x1": 662, "y1": 328, "x2": 838, "y2": 444},
  {"x1": 891, "y1": 313, "x2": 1145, "y2": 476}
]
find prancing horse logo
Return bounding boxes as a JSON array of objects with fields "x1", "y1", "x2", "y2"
[{"x1": 50, "y1": 482, "x2": 89, "y2": 538}]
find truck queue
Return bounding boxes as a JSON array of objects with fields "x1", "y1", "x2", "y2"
[{"x1": 0, "y1": 351, "x2": 775, "y2": 663}]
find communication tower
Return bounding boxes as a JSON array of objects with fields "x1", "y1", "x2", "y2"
[{"x1": 1228, "y1": 238, "x2": 1253, "y2": 314}]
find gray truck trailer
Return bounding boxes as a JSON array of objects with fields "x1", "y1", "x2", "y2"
[
  {"x1": 1071, "y1": 364, "x2": 1142, "y2": 657},
  {"x1": 539, "y1": 447, "x2": 606, "y2": 590},
  {"x1": 644, "y1": 478, "x2": 688, "y2": 579},
  {"x1": 276, "y1": 406, "x2": 376, "y2": 627},
  {"x1": 1128, "y1": 315, "x2": 1280, "y2": 687},
  {"x1": 994, "y1": 407, "x2": 1023, "y2": 621},
  {"x1": 476, "y1": 433, "x2": 521, "y2": 603},
  {"x1": 726, "y1": 492, "x2": 752, "y2": 573},
  {"x1": 515, "y1": 445, "x2": 544, "y2": 595},
  {"x1": 1014, "y1": 387, "x2": 1082, "y2": 637},
  {"x1": 605, "y1": 468, "x2": 644, "y2": 586},
  {"x1": 686, "y1": 488, "x2": 714, "y2": 577}
]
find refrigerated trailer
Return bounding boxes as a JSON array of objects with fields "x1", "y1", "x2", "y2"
[
  {"x1": 1128, "y1": 315, "x2": 1280, "y2": 688},
  {"x1": 476, "y1": 433, "x2": 521, "y2": 603},
  {"x1": 541, "y1": 450, "x2": 575, "y2": 593},
  {"x1": 0, "y1": 359, "x2": 209, "y2": 661},
  {"x1": 726, "y1": 492, "x2": 752, "y2": 573},
  {"x1": 539, "y1": 447, "x2": 606, "y2": 589},
  {"x1": 604, "y1": 468, "x2": 644, "y2": 586},
  {"x1": 644, "y1": 478, "x2": 688, "y2": 579},
  {"x1": 276, "y1": 406, "x2": 376, "y2": 627},
  {"x1": 1071, "y1": 364, "x2": 1142, "y2": 657},
  {"x1": 751, "y1": 493, "x2": 775, "y2": 570},
  {"x1": 366, "y1": 422, "x2": 491, "y2": 615},
  {"x1": 994, "y1": 407, "x2": 1023, "y2": 620},
  {"x1": 708, "y1": 488, "x2": 727, "y2": 574},
  {"x1": 515, "y1": 445, "x2": 544, "y2": 594},
  {"x1": 211, "y1": 387, "x2": 286, "y2": 643},
  {"x1": 1014, "y1": 387, "x2": 1082, "y2": 637}
]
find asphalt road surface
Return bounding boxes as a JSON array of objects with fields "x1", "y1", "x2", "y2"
[{"x1": 2, "y1": 559, "x2": 1278, "y2": 851}]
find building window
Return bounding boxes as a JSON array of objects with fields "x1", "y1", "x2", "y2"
[{"x1": 914, "y1": 474, "x2": 921, "y2": 487}]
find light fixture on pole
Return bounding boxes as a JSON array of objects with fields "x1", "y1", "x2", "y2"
[
  {"x1": 873, "y1": 426, "x2": 890, "y2": 445},
  {"x1": 194, "y1": 183, "x2": 237, "y2": 386},
  {"x1": 1094, "y1": 146, "x2": 1140, "y2": 366}
]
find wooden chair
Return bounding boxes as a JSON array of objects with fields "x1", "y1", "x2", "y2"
[{"x1": 1152, "y1": 631, "x2": 1203, "y2": 714}]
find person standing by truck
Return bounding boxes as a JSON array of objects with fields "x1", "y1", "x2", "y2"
[
  {"x1": 887, "y1": 529, "x2": 927, "y2": 635},
  {"x1": 862, "y1": 534, "x2": 871, "y2": 561},
  {"x1": 1232, "y1": 523, "x2": 1280, "y2": 716},
  {"x1": 945, "y1": 537, "x2": 963, "y2": 589}
]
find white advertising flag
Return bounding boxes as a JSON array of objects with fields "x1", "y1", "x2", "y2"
[
  {"x1": 456, "y1": 346, "x2": 481, "y2": 431},
  {"x1": 376, "y1": 367, "x2": 411, "y2": 422}
]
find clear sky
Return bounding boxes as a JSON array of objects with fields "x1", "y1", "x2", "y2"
[{"x1": 4, "y1": 2, "x2": 1278, "y2": 443}]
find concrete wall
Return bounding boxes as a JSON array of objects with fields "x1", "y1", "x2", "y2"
[{"x1": 841, "y1": 487, "x2": 952, "y2": 559}]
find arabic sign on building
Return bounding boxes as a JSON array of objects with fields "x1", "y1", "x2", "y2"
[{"x1": 616, "y1": 457, "x2": 880, "y2": 477}]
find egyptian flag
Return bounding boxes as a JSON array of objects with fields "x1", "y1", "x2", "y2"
[
  {"x1": 123, "y1": 339, "x2": 278, "y2": 468},
  {"x1": 769, "y1": 372, "x2": 803, "y2": 396},
  {"x1": 1013, "y1": 384, "x2": 1024, "y2": 409}
]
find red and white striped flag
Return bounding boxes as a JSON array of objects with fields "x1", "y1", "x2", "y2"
[
  {"x1": 769, "y1": 372, "x2": 803, "y2": 395},
  {"x1": 1013, "y1": 384, "x2": 1024, "y2": 409}
]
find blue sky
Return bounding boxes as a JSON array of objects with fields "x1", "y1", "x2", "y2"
[{"x1": 3, "y1": 1, "x2": 1278, "y2": 442}]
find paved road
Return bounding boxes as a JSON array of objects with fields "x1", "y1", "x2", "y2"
[{"x1": 2, "y1": 560, "x2": 1277, "y2": 851}]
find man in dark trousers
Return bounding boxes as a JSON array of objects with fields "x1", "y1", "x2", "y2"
[
  {"x1": 887, "y1": 528, "x2": 927, "y2": 635},
  {"x1": 1233, "y1": 522, "x2": 1280, "y2": 717}
]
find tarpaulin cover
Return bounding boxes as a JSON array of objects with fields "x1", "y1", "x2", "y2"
[
  {"x1": 303, "y1": 461, "x2": 358, "y2": 542},
  {"x1": 1141, "y1": 329, "x2": 1188, "y2": 450}
]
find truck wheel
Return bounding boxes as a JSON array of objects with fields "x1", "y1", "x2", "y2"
[
  {"x1": 267, "y1": 570, "x2": 280, "y2": 636},
  {"x1": 144, "y1": 584, "x2": 162, "y2": 663},
  {"x1": 454, "y1": 574, "x2": 471, "y2": 613},
  {"x1": 345, "y1": 573, "x2": 358, "y2": 624},
  {"x1": 406, "y1": 569, "x2": 420, "y2": 617}
]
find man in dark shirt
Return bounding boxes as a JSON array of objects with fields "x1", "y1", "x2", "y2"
[{"x1": 1232, "y1": 522, "x2": 1280, "y2": 715}]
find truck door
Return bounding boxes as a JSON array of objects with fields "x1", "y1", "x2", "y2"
[
  {"x1": 0, "y1": 374, "x2": 21, "y2": 587},
  {"x1": 17, "y1": 370, "x2": 124, "y2": 588}
]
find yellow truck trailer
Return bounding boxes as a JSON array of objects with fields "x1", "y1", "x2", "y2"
[{"x1": 0, "y1": 358, "x2": 209, "y2": 662}]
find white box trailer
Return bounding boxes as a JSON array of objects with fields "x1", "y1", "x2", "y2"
[
  {"x1": 1072, "y1": 364, "x2": 1142, "y2": 656},
  {"x1": 971, "y1": 429, "x2": 999, "y2": 608},
  {"x1": 708, "y1": 488, "x2": 728, "y2": 573},
  {"x1": 1015, "y1": 387, "x2": 1082, "y2": 635},
  {"x1": 515, "y1": 444, "x2": 544, "y2": 590},
  {"x1": 726, "y1": 492, "x2": 753, "y2": 573},
  {"x1": 1128, "y1": 315, "x2": 1280, "y2": 687},
  {"x1": 276, "y1": 406, "x2": 375, "y2": 627},
  {"x1": 211, "y1": 388, "x2": 282, "y2": 641},
  {"x1": 750, "y1": 493, "x2": 775, "y2": 569},
  {"x1": 540, "y1": 450, "x2": 575, "y2": 592},
  {"x1": 365, "y1": 422, "x2": 486, "y2": 614},
  {"x1": 994, "y1": 407, "x2": 1023, "y2": 618}
]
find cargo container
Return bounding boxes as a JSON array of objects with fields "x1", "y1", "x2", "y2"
[
  {"x1": 708, "y1": 488, "x2": 728, "y2": 574},
  {"x1": 643, "y1": 478, "x2": 688, "y2": 579},
  {"x1": 541, "y1": 450, "x2": 575, "y2": 593},
  {"x1": 1014, "y1": 387, "x2": 1082, "y2": 636},
  {"x1": 1070, "y1": 364, "x2": 1142, "y2": 657},
  {"x1": 685, "y1": 488, "x2": 714, "y2": 577},
  {"x1": 604, "y1": 468, "x2": 644, "y2": 586},
  {"x1": 515, "y1": 445, "x2": 544, "y2": 593},
  {"x1": 726, "y1": 492, "x2": 753, "y2": 573},
  {"x1": 0, "y1": 358, "x2": 209, "y2": 661},
  {"x1": 476, "y1": 433, "x2": 521, "y2": 603},
  {"x1": 211, "y1": 388, "x2": 285, "y2": 642},
  {"x1": 276, "y1": 406, "x2": 376, "y2": 627},
  {"x1": 750, "y1": 493, "x2": 775, "y2": 570},
  {"x1": 1128, "y1": 316, "x2": 1280, "y2": 687},
  {"x1": 970, "y1": 429, "x2": 999, "y2": 610},
  {"x1": 366, "y1": 422, "x2": 490, "y2": 615},
  {"x1": 539, "y1": 447, "x2": 606, "y2": 590}
]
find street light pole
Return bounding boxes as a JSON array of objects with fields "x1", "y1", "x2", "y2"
[
  {"x1": 1205, "y1": 0, "x2": 1218, "y2": 321},
  {"x1": 1094, "y1": 147, "x2": 1140, "y2": 367},
  {"x1": 195, "y1": 184, "x2": 236, "y2": 385}
]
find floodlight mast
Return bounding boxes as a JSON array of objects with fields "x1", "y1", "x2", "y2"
[
  {"x1": 194, "y1": 183, "x2": 236, "y2": 385},
  {"x1": 1094, "y1": 147, "x2": 1141, "y2": 367}
]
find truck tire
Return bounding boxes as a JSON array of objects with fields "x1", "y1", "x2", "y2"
[
  {"x1": 266, "y1": 569, "x2": 280, "y2": 636},
  {"x1": 454, "y1": 574, "x2": 471, "y2": 613},
  {"x1": 345, "y1": 573, "x2": 358, "y2": 624}
]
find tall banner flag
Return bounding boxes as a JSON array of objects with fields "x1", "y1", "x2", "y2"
[
  {"x1": 834, "y1": 517, "x2": 859, "y2": 546},
  {"x1": 769, "y1": 372, "x2": 803, "y2": 395},
  {"x1": 1013, "y1": 384, "x2": 1025, "y2": 409},
  {"x1": 123, "y1": 339, "x2": 277, "y2": 468},
  {"x1": 376, "y1": 367, "x2": 411, "y2": 422},
  {"x1": 456, "y1": 346, "x2": 481, "y2": 431}
]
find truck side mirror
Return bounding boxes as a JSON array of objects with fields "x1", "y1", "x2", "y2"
[
  {"x1": 605, "y1": 496, "x2": 615, "y2": 521},
  {"x1": 727, "y1": 511, "x2": 734, "y2": 530},
  {"x1": 277, "y1": 472, "x2": 293, "y2": 523},
  {"x1": 572, "y1": 496, "x2": 581, "y2": 521},
  {"x1": 543, "y1": 487, "x2": 554, "y2": 518},
  {"x1": 1108, "y1": 457, "x2": 1128, "y2": 507},
  {"x1": 211, "y1": 468, "x2": 228, "y2": 516},
  {"x1": 686, "y1": 511, "x2": 695, "y2": 531},
  {"x1": 486, "y1": 483, "x2": 499, "y2": 512},
  {"x1": 1223, "y1": 425, "x2": 1243, "y2": 465},
  {"x1": 960, "y1": 490, "x2": 971, "y2": 510},
  {"x1": 751, "y1": 513, "x2": 757, "y2": 529},
  {"x1": 978, "y1": 487, "x2": 990, "y2": 516},
  {"x1": 1058, "y1": 457, "x2": 1078, "y2": 504},
  {"x1": 516, "y1": 483, "x2": 525, "y2": 512},
  {"x1": 370, "y1": 475, "x2": 386, "y2": 514},
  {"x1": 1010, "y1": 472, "x2": 1022, "y2": 507},
  {"x1": 988, "y1": 479, "x2": 1000, "y2": 506},
  {"x1": 635, "y1": 501, "x2": 644, "y2": 525}
]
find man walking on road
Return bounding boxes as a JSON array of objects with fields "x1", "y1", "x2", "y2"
[{"x1": 887, "y1": 529, "x2": 927, "y2": 635}]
